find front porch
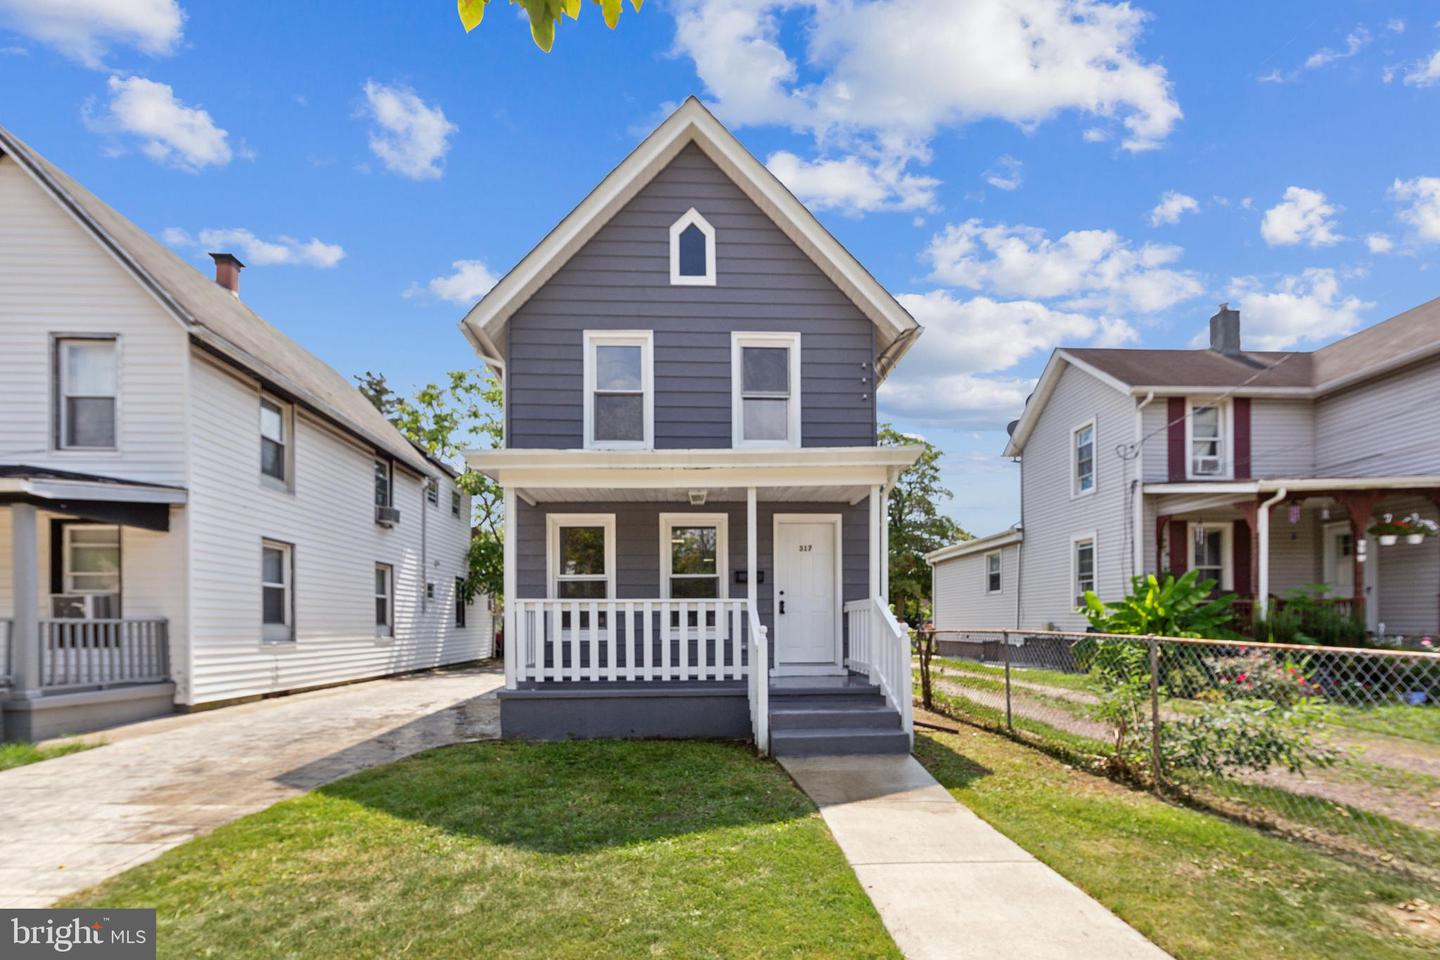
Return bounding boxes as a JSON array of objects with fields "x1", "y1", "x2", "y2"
[
  {"x1": 1148, "y1": 476, "x2": 1440, "y2": 639},
  {"x1": 1, "y1": 467, "x2": 185, "y2": 740},
  {"x1": 467, "y1": 447, "x2": 921, "y2": 754}
]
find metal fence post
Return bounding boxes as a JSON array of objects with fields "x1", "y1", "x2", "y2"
[
  {"x1": 1002, "y1": 629, "x2": 1013, "y2": 733},
  {"x1": 1147, "y1": 635, "x2": 1163, "y2": 789}
]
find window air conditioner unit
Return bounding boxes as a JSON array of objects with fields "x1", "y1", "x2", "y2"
[
  {"x1": 50, "y1": 594, "x2": 119, "y2": 619},
  {"x1": 375, "y1": 505, "x2": 401, "y2": 527},
  {"x1": 1192, "y1": 459, "x2": 1222, "y2": 476}
]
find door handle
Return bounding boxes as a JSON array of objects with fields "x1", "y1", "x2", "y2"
[{"x1": 779, "y1": 600, "x2": 786, "y2": 614}]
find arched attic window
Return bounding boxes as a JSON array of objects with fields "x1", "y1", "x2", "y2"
[{"x1": 669, "y1": 208, "x2": 716, "y2": 286}]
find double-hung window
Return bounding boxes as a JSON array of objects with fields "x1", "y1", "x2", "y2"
[
  {"x1": 455, "y1": 577, "x2": 467, "y2": 628},
  {"x1": 56, "y1": 337, "x2": 117, "y2": 449},
  {"x1": 985, "y1": 550, "x2": 1002, "y2": 594},
  {"x1": 1187, "y1": 523, "x2": 1232, "y2": 592},
  {"x1": 661, "y1": 514, "x2": 728, "y2": 630},
  {"x1": 426, "y1": 480, "x2": 439, "y2": 506},
  {"x1": 1072, "y1": 534, "x2": 1096, "y2": 610},
  {"x1": 374, "y1": 458, "x2": 392, "y2": 507},
  {"x1": 261, "y1": 540, "x2": 294, "y2": 642},
  {"x1": 732, "y1": 332, "x2": 801, "y2": 447},
  {"x1": 1072, "y1": 419, "x2": 1096, "y2": 496},
  {"x1": 375, "y1": 563, "x2": 393, "y2": 638},
  {"x1": 259, "y1": 397, "x2": 288, "y2": 485},
  {"x1": 548, "y1": 515, "x2": 615, "y2": 600},
  {"x1": 451, "y1": 490, "x2": 462, "y2": 517},
  {"x1": 58, "y1": 524, "x2": 121, "y2": 619},
  {"x1": 1188, "y1": 402, "x2": 1228, "y2": 477},
  {"x1": 583, "y1": 331, "x2": 653, "y2": 449}
]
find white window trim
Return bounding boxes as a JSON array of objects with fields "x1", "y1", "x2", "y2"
[
  {"x1": 259, "y1": 393, "x2": 293, "y2": 492},
  {"x1": 731, "y1": 331, "x2": 802, "y2": 450},
  {"x1": 658, "y1": 513, "x2": 730, "y2": 600},
  {"x1": 375, "y1": 563, "x2": 394, "y2": 639},
  {"x1": 984, "y1": 549, "x2": 1002, "y2": 595},
  {"x1": 53, "y1": 334, "x2": 121, "y2": 453},
  {"x1": 582, "y1": 330, "x2": 654, "y2": 451},
  {"x1": 545, "y1": 513, "x2": 617, "y2": 600},
  {"x1": 1185, "y1": 399, "x2": 1233, "y2": 480},
  {"x1": 261, "y1": 539, "x2": 295, "y2": 643},
  {"x1": 1070, "y1": 531, "x2": 1098, "y2": 612},
  {"x1": 1185, "y1": 522, "x2": 1234, "y2": 591},
  {"x1": 1071, "y1": 417, "x2": 1097, "y2": 499},
  {"x1": 669, "y1": 207, "x2": 716, "y2": 286},
  {"x1": 374, "y1": 457, "x2": 393, "y2": 507},
  {"x1": 61, "y1": 523, "x2": 122, "y2": 597}
]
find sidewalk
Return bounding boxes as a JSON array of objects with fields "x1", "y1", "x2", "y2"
[
  {"x1": 1, "y1": 665, "x2": 503, "y2": 908},
  {"x1": 780, "y1": 753, "x2": 1171, "y2": 960}
]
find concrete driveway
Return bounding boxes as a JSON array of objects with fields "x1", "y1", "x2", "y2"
[{"x1": 0, "y1": 664, "x2": 503, "y2": 908}]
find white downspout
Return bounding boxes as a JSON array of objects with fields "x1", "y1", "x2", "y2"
[
  {"x1": 1132, "y1": 391, "x2": 1155, "y2": 579},
  {"x1": 1256, "y1": 487, "x2": 1287, "y2": 621}
]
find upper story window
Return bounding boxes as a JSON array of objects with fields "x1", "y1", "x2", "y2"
[
  {"x1": 547, "y1": 514, "x2": 616, "y2": 600},
  {"x1": 261, "y1": 539, "x2": 294, "y2": 642},
  {"x1": 985, "y1": 550, "x2": 1002, "y2": 594},
  {"x1": 1072, "y1": 419, "x2": 1096, "y2": 497},
  {"x1": 374, "y1": 458, "x2": 392, "y2": 507},
  {"x1": 426, "y1": 479, "x2": 439, "y2": 506},
  {"x1": 55, "y1": 336, "x2": 118, "y2": 450},
  {"x1": 1187, "y1": 401, "x2": 1230, "y2": 478},
  {"x1": 1072, "y1": 534, "x2": 1096, "y2": 610},
  {"x1": 583, "y1": 331, "x2": 653, "y2": 449},
  {"x1": 259, "y1": 397, "x2": 289, "y2": 486},
  {"x1": 669, "y1": 208, "x2": 716, "y2": 286},
  {"x1": 732, "y1": 332, "x2": 801, "y2": 448},
  {"x1": 451, "y1": 489, "x2": 462, "y2": 517}
]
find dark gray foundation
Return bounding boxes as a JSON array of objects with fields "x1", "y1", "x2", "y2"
[{"x1": 499, "y1": 680, "x2": 750, "y2": 741}]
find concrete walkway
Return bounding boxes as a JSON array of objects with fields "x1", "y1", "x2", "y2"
[
  {"x1": 1, "y1": 665, "x2": 503, "y2": 908},
  {"x1": 780, "y1": 754, "x2": 1171, "y2": 960}
]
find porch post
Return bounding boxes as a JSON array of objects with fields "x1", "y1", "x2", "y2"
[
  {"x1": 503, "y1": 486, "x2": 517, "y2": 690},
  {"x1": 868, "y1": 485, "x2": 881, "y2": 600},
  {"x1": 10, "y1": 502, "x2": 41, "y2": 698},
  {"x1": 745, "y1": 487, "x2": 757, "y2": 607},
  {"x1": 880, "y1": 484, "x2": 890, "y2": 603},
  {"x1": 1335, "y1": 491, "x2": 1381, "y2": 623}
]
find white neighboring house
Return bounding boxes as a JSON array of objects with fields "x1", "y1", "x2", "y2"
[{"x1": 0, "y1": 125, "x2": 492, "y2": 741}]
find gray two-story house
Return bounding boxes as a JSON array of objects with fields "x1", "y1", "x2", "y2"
[
  {"x1": 462, "y1": 99, "x2": 923, "y2": 755},
  {"x1": 929, "y1": 300, "x2": 1440, "y2": 641}
]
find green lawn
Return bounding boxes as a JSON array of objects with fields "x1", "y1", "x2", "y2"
[
  {"x1": 63, "y1": 740, "x2": 900, "y2": 960},
  {"x1": 1322, "y1": 703, "x2": 1440, "y2": 746},
  {"x1": 0, "y1": 738, "x2": 96, "y2": 771},
  {"x1": 915, "y1": 728, "x2": 1440, "y2": 960}
]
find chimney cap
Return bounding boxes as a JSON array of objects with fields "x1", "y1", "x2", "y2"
[
  {"x1": 208, "y1": 251, "x2": 246, "y2": 269},
  {"x1": 209, "y1": 251, "x2": 245, "y2": 295}
]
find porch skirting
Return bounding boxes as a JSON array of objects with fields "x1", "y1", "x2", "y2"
[
  {"x1": 498, "y1": 680, "x2": 749, "y2": 741},
  {"x1": 2, "y1": 682, "x2": 176, "y2": 742}
]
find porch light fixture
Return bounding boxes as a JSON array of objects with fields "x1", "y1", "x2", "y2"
[{"x1": 688, "y1": 489, "x2": 707, "y2": 506}]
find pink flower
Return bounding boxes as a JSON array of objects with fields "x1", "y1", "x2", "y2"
[{"x1": 1422, "y1": 637, "x2": 1434, "y2": 648}]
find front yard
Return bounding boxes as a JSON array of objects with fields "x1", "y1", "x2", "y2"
[{"x1": 63, "y1": 740, "x2": 899, "y2": 959}]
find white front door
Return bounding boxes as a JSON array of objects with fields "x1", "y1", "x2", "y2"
[
  {"x1": 773, "y1": 516, "x2": 841, "y2": 672},
  {"x1": 1322, "y1": 521, "x2": 1379, "y2": 631}
]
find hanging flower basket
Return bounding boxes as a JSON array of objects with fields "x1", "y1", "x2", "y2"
[
  {"x1": 1403, "y1": 513, "x2": 1439, "y2": 545},
  {"x1": 1368, "y1": 513, "x2": 1409, "y2": 546}
]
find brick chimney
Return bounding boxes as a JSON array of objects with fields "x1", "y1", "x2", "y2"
[
  {"x1": 209, "y1": 252, "x2": 245, "y2": 296},
  {"x1": 1209, "y1": 303, "x2": 1241, "y2": 354}
]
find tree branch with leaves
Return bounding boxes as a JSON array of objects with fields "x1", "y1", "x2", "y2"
[
  {"x1": 880, "y1": 424, "x2": 969, "y2": 628},
  {"x1": 457, "y1": 0, "x2": 643, "y2": 52}
]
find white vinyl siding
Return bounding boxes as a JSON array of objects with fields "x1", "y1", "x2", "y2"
[
  {"x1": 930, "y1": 543, "x2": 1020, "y2": 630},
  {"x1": 1249, "y1": 399, "x2": 1315, "y2": 478},
  {"x1": 1072, "y1": 419, "x2": 1096, "y2": 496},
  {"x1": 1315, "y1": 356, "x2": 1440, "y2": 477}
]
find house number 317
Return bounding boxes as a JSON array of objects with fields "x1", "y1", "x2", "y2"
[{"x1": 797, "y1": 544, "x2": 813, "y2": 552}]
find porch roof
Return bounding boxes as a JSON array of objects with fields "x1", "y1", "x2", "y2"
[
  {"x1": 465, "y1": 446, "x2": 924, "y2": 505},
  {"x1": 1143, "y1": 475, "x2": 1440, "y2": 497},
  {"x1": 0, "y1": 466, "x2": 186, "y2": 532}
]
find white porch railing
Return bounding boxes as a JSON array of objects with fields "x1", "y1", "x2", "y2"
[
  {"x1": 510, "y1": 599, "x2": 755, "y2": 683},
  {"x1": 40, "y1": 618, "x2": 170, "y2": 690},
  {"x1": 845, "y1": 597, "x2": 914, "y2": 743},
  {"x1": 746, "y1": 603, "x2": 770, "y2": 756}
]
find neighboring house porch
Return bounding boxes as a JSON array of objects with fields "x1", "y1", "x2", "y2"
[
  {"x1": 1, "y1": 468, "x2": 184, "y2": 740},
  {"x1": 1149, "y1": 477, "x2": 1440, "y2": 638},
  {"x1": 470, "y1": 447, "x2": 919, "y2": 755}
]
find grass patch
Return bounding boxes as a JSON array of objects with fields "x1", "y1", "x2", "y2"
[
  {"x1": 936, "y1": 656, "x2": 1093, "y2": 693},
  {"x1": 62, "y1": 739, "x2": 899, "y2": 960},
  {"x1": 1322, "y1": 704, "x2": 1440, "y2": 747},
  {"x1": 0, "y1": 739, "x2": 96, "y2": 771},
  {"x1": 915, "y1": 728, "x2": 1440, "y2": 960}
]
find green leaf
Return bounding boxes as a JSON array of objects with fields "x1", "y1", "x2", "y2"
[
  {"x1": 564, "y1": 0, "x2": 582, "y2": 18},
  {"x1": 528, "y1": 1, "x2": 557, "y2": 51},
  {"x1": 601, "y1": 0, "x2": 623, "y2": 28},
  {"x1": 457, "y1": 0, "x2": 486, "y2": 32},
  {"x1": 630, "y1": 0, "x2": 643, "y2": 10}
]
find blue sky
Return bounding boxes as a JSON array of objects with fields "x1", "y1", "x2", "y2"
[{"x1": 3, "y1": 1, "x2": 1438, "y2": 536}]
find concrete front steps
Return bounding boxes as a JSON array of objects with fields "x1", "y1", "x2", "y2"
[{"x1": 768, "y1": 674, "x2": 910, "y2": 757}]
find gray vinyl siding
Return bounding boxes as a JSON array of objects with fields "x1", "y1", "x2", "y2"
[
  {"x1": 1375, "y1": 495, "x2": 1440, "y2": 635},
  {"x1": 1315, "y1": 357, "x2": 1440, "y2": 477},
  {"x1": 931, "y1": 544, "x2": 1019, "y2": 630},
  {"x1": 514, "y1": 499, "x2": 868, "y2": 636},
  {"x1": 1018, "y1": 365, "x2": 1136, "y2": 631},
  {"x1": 1250, "y1": 399, "x2": 1315, "y2": 479},
  {"x1": 506, "y1": 143, "x2": 878, "y2": 450},
  {"x1": 1139, "y1": 399, "x2": 1169, "y2": 482}
]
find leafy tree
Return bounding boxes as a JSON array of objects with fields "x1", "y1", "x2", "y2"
[
  {"x1": 357, "y1": 369, "x2": 505, "y2": 605},
  {"x1": 458, "y1": 0, "x2": 643, "y2": 52},
  {"x1": 880, "y1": 424, "x2": 967, "y2": 627}
]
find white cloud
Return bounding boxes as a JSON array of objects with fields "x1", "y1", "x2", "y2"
[
  {"x1": 1081, "y1": 127, "x2": 1109, "y2": 143},
  {"x1": 983, "y1": 155, "x2": 1023, "y2": 191},
  {"x1": 360, "y1": 81, "x2": 457, "y2": 180},
  {"x1": 1404, "y1": 49, "x2": 1440, "y2": 87},
  {"x1": 1303, "y1": 26, "x2": 1370, "y2": 70},
  {"x1": 0, "y1": 0, "x2": 181, "y2": 67},
  {"x1": 765, "y1": 150, "x2": 937, "y2": 215},
  {"x1": 1364, "y1": 233, "x2": 1394, "y2": 254},
  {"x1": 404, "y1": 259, "x2": 499, "y2": 304},
  {"x1": 164, "y1": 227, "x2": 345, "y2": 268},
  {"x1": 924, "y1": 219, "x2": 1204, "y2": 314},
  {"x1": 1260, "y1": 186, "x2": 1342, "y2": 247},
  {"x1": 1391, "y1": 176, "x2": 1440, "y2": 243},
  {"x1": 878, "y1": 372, "x2": 1034, "y2": 428},
  {"x1": 1149, "y1": 190, "x2": 1199, "y2": 226},
  {"x1": 1387, "y1": 19, "x2": 1405, "y2": 34},
  {"x1": 1227, "y1": 268, "x2": 1371, "y2": 350},
  {"x1": 86, "y1": 75, "x2": 232, "y2": 172}
]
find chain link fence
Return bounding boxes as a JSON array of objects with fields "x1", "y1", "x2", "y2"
[{"x1": 919, "y1": 628, "x2": 1440, "y2": 879}]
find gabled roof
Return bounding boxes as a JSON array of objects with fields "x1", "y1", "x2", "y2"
[
  {"x1": 458, "y1": 97, "x2": 921, "y2": 381},
  {"x1": 1062, "y1": 348, "x2": 1314, "y2": 390},
  {"x1": 925, "y1": 527, "x2": 1022, "y2": 564},
  {"x1": 0, "y1": 124, "x2": 434, "y2": 478}
]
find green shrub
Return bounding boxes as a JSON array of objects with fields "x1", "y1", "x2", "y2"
[{"x1": 1081, "y1": 571, "x2": 1238, "y2": 640}]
